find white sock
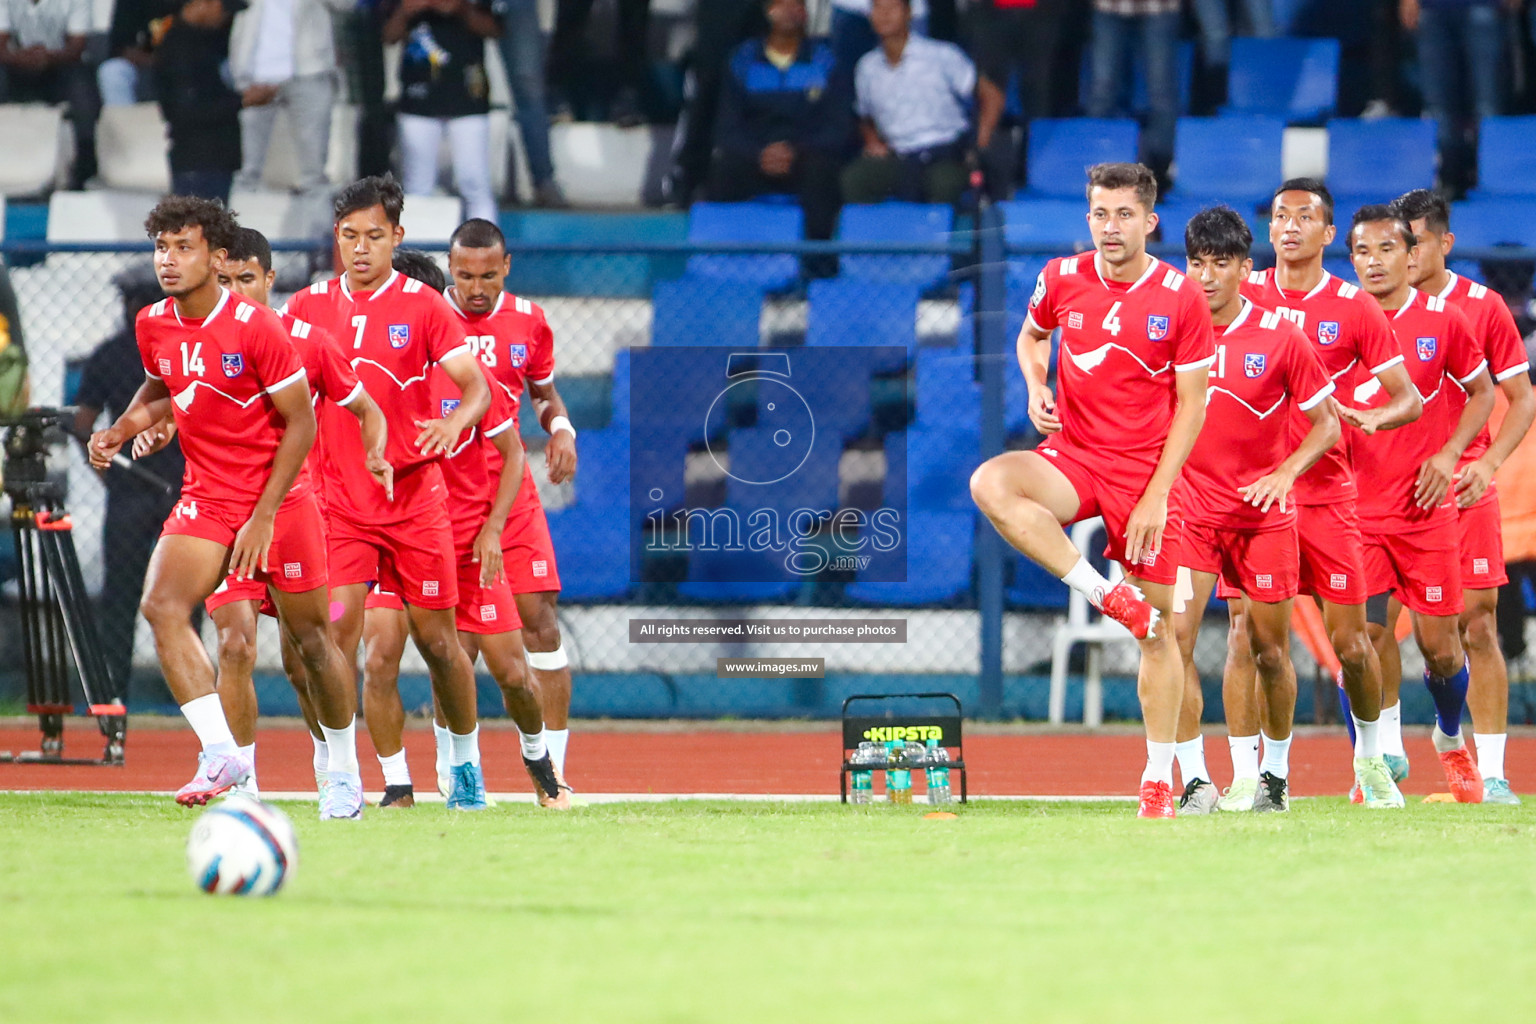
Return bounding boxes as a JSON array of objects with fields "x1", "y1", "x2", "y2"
[
  {"x1": 377, "y1": 749, "x2": 412, "y2": 787},
  {"x1": 1353, "y1": 715, "x2": 1380, "y2": 759},
  {"x1": 1141, "y1": 739, "x2": 1175, "y2": 786},
  {"x1": 520, "y1": 728, "x2": 548, "y2": 761},
  {"x1": 1380, "y1": 702, "x2": 1406, "y2": 756},
  {"x1": 311, "y1": 735, "x2": 329, "y2": 776},
  {"x1": 1174, "y1": 737, "x2": 1209, "y2": 785},
  {"x1": 1260, "y1": 733, "x2": 1292, "y2": 779},
  {"x1": 433, "y1": 721, "x2": 451, "y2": 777},
  {"x1": 1474, "y1": 732, "x2": 1507, "y2": 780},
  {"x1": 1432, "y1": 722, "x2": 1465, "y2": 754},
  {"x1": 321, "y1": 719, "x2": 359, "y2": 776},
  {"x1": 1228, "y1": 734, "x2": 1260, "y2": 781},
  {"x1": 180, "y1": 693, "x2": 237, "y2": 755},
  {"x1": 449, "y1": 725, "x2": 481, "y2": 768},
  {"x1": 237, "y1": 743, "x2": 257, "y2": 789},
  {"x1": 1061, "y1": 556, "x2": 1114, "y2": 609},
  {"x1": 546, "y1": 727, "x2": 569, "y2": 774}
]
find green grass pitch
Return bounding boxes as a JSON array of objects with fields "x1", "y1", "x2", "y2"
[{"x1": 3, "y1": 794, "x2": 1535, "y2": 1023}]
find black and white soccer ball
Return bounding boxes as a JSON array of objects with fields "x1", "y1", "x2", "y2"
[{"x1": 186, "y1": 796, "x2": 298, "y2": 896}]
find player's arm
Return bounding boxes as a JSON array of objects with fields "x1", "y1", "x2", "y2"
[
  {"x1": 229, "y1": 376, "x2": 316, "y2": 580},
  {"x1": 529, "y1": 378, "x2": 577, "y2": 484},
  {"x1": 88, "y1": 376, "x2": 173, "y2": 469},
  {"x1": 417, "y1": 350, "x2": 492, "y2": 455},
  {"x1": 974, "y1": 74, "x2": 1004, "y2": 152},
  {"x1": 1337, "y1": 361, "x2": 1422, "y2": 434},
  {"x1": 339, "y1": 388, "x2": 394, "y2": 501},
  {"x1": 1458, "y1": 355, "x2": 1535, "y2": 507},
  {"x1": 1125, "y1": 364, "x2": 1208, "y2": 564},
  {"x1": 1416, "y1": 365, "x2": 1494, "y2": 510},
  {"x1": 1239, "y1": 388, "x2": 1339, "y2": 514},
  {"x1": 475, "y1": 423, "x2": 528, "y2": 586},
  {"x1": 1016, "y1": 317, "x2": 1059, "y2": 434}
]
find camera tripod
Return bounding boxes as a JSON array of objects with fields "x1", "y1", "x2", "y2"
[{"x1": 1, "y1": 411, "x2": 125, "y2": 765}]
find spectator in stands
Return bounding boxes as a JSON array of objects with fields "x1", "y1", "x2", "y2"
[
  {"x1": 1403, "y1": 0, "x2": 1510, "y2": 196},
  {"x1": 340, "y1": 3, "x2": 394, "y2": 178},
  {"x1": 1189, "y1": 0, "x2": 1275, "y2": 112},
  {"x1": 1362, "y1": 0, "x2": 1406, "y2": 117},
  {"x1": 497, "y1": 0, "x2": 565, "y2": 207},
  {"x1": 1085, "y1": 0, "x2": 1180, "y2": 185},
  {"x1": 229, "y1": 0, "x2": 351, "y2": 240},
  {"x1": 707, "y1": 0, "x2": 850, "y2": 247},
  {"x1": 546, "y1": 0, "x2": 651, "y2": 127},
  {"x1": 0, "y1": 0, "x2": 101, "y2": 189},
  {"x1": 0, "y1": 257, "x2": 27, "y2": 416},
  {"x1": 382, "y1": 0, "x2": 501, "y2": 223},
  {"x1": 967, "y1": 0, "x2": 1067, "y2": 191},
  {"x1": 661, "y1": 0, "x2": 764, "y2": 206},
  {"x1": 154, "y1": 0, "x2": 245, "y2": 203},
  {"x1": 841, "y1": 0, "x2": 1002, "y2": 206},
  {"x1": 830, "y1": 0, "x2": 927, "y2": 72},
  {"x1": 99, "y1": 0, "x2": 178, "y2": 106}
]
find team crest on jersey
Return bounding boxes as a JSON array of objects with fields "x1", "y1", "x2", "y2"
[
  {"x1": 441, "y1": 398, "x2": 460, "y2": 417},
  {"x1": 1318, "y1": 321, "x2": 1340, "y2": 345},
  {"x1": 1244, "y1": 353, "x2": 1266, "y2": 377},
  {"x1": 1417, "y1": 337, "x2": 1437, "y2": 360},
  {"x1": 1146, "y1": 315, "x2": 1169, "y2": 341},
  {"x1": 388, "y1": 323, "x2": 410, "y2": 348},
  {"x1": 509, "y1": 343, "x2": 528, "y2": 367},
  {"x1": 221, "y1": 353, "x2": 243, "y2": 377}
]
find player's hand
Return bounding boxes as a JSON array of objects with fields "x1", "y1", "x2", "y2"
[
  {"x1": 1337, "y1": 405, "x2": 1387, "y2": 435},
  {"x1": 1455, "y1": 457, "x2": 1495, "y2": 508},
  {"x1": 132, "y1": 419, "x2": 177, "y2": 458},
  {"x1": 413, "y1": 418, "x2": 459, "y2": 457},
  {"x1": 366, "y1": 451, "x2": 395, "y2": 501},
  {"x1": 87, "y1": 427, "x2": 127, "y2": 470},
  {"x1": 230, "y1": 510, "x2": 276, "y2": 581},
  {"x1": 1415, "y1": 451, "x2": 1458, "y2": 509},
  {"x1": 1124, "y1": 490, "x2": 1168, "y2": 568},
  {"x1": 1238, "y1": 468, "x2": 1295, "y2": 514},
  {"x1": 472, "y1": 525, "x2": 504, "y2": 587},
  {"x1": 241, "y1": 84, "x2": 279, "y2": 107},
  {"x1": 1028, "y1": 386, "x2": 1061, "y2": 435},
  {"x1": 545, "y1": 430, "x2": 577, "y2": 484}
]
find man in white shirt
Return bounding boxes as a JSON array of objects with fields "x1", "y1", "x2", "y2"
[
  {"x1": 0, "y1": 0, "x2": 99, "y2": 188},
  {"x1": 841, "y1": 0, "x2": 1001, "y2": 205}
]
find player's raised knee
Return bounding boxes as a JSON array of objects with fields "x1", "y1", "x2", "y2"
[{"x1": 968, "y1": 458, "x2": 1008, "y2": 513}]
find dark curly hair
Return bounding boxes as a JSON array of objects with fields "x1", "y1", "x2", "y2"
[
  {"x1": 143, "y1": 196, "x2": 239, "y2": 253},
  {"x1": 335, "y1": 174, "x2": 406, "y2": 226},
  {"x1": 391, "y1": 249, "x2": 446, "y2": 292}
]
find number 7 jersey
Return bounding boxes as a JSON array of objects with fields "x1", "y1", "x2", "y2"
[{"x1": 1026, "y1": 254, "x2": 1214, "y2": 471}]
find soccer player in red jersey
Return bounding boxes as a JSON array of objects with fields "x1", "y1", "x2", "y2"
[
  {"x1": 1386, "y1": 190, "x2": 1535, "y2": 804},
  {"x1": 970, "y1": 163, "x2": 1214, "y2": 818},
  {"x1": 445, "y1": 218, "x2": 579, "y2": 794},
  {"x1": 1217, "y1": 178, "x2": 1424, "y2": 810},
  {"x1": 86, "y1": 198, "x2": 366, "y2": 816},
  {"x1": 282, "y1": 175, "x2": 495, "y2": 810},
  {"x1": 1347, "y1": 206, "x2": 1495, "y2": 803},
  {"x1": 1167, "y1": 207, "x2": 1381, "y2": 813}
]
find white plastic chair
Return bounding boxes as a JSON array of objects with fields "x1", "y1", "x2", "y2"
[
  {"x1": 1047, "y1": 518, "x2": 1141, "y2": 726},
  {"x1": 0, "y1": 105, "x2": 64, "y2": 196}
]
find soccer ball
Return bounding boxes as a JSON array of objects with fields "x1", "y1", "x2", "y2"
[{"x1": 186, "y1": 796, "x2": 298, "y2": 896}]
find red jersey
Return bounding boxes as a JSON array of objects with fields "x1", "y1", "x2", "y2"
[
  {"x1": 1026, "y1": 254, "x2": 1214, "y2": 471},
  {"x1": 281, "y1": 313, "x2": 362, "y2": 498},
  {"x1": 1184, "y1": 301, "x2": 1334, "y2": 531},
  {"x1": 447, "y1": 288, "x2": 555, "y2": 436},
  {"x1": 1241, "y1": 269, "x2": 1401, "y2": 507},
  {"x1": 136, "y1": 289, "x2": 311, "y2": 509},
  {"x1": 1352, "y1": 289, "x2": 1486, "y2": 531},
  {"x1": 1433, "y1": 272, "x2": 1529, "y2": 471},
  {"x1": 433, "y1": 363, "x2": 519, "y2": 542},
  {"x1": 283, "y1": 270, "x2": 471, "y2": 523}
]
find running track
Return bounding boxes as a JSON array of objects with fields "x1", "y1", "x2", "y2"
[{"x1": 3, "y1": 723, "x2": 1532, "y2": 797}]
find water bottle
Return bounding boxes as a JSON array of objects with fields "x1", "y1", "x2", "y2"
[
  {"x1": 925, "y1": 738, "x2": 952, "y2": 805},
  {"x1": 850, "y1": 741, "x2": 877, "y2": 804},
  {"x1": 887, "y1": 739, "x2": 912, "y2": 804}
]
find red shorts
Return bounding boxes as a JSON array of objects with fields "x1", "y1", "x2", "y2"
[
  {"x1": 162, "y1": 493, "x2": 328, "y2": 594},
  {"x1": 328, "y1": 501, "x2": 458, "y2": 611},
  {"x1": 204, "y1": 576, "x2": 277, "y2": 618},
  {"x1": 500, "y1": 467, "x2": 561, "y2": 594},
  {"x1": 1458, "y1": 492, "x2": 1508, "y2": 590},
  {"x1": 1362, "y1": 522, "x2": 1464, "y2": 616},
  {"x1": 1183, "y1": 521, "x2": 1299, "y2": 602},
  {"x1": 1036, "y1": 442, "x2": 1180, "y2": 585},
  {"x1": 363, "y1": 548, "x2": 523, "y2": 635},
  {"x1": 1295, "y1": 501, "x2": 1368, "y2": 605}
]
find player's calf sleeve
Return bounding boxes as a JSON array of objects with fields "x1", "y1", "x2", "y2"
[
  {"x1": 1424, "y1": 660, "x2": 1470, "y2": 738},
  {"x1": 526, "y1": 644, "x2": 569, "y2": 671},
  {"x1": 1336, "y1": 676, "x2": 1356, "y2": 746}
]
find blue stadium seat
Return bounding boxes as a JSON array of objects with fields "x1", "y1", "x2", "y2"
[
  {"x1": 1448, "y1": 200, "x2": 1536, "y2": 248},
  {"x1": 1026, "y1": 119, "x2": 1140, "y2": 198},
  {"x1": 1223, "y1": 38, "x2": 1339, "y2": 123},
  {"x1": 723, "y1": 425, "x2": 842, "y2": 515},
  {"x1": 890, "y1": 425, "x2": 981, "y2": 513},
  {"x1": 912, "y1": 347, "x2": 978, "y2": 434},
  {"x1": 1007, "y1": 551, "x2": 1069, "y2": 610},
  {"x1": 837, "y1": 202, "x2": 954, "y2": 290},
  {"x1": 1004, "y1": 257, "x2": 1050, "y2": 314},
  {"x1": 651, "y1": 278, "x2": 763, "y2": 347},
  {"x1": 1326, "y1": 118, "x2": 1435, "y2": 198},
  {"x1": 545, "y1": 508, "x2": 633, "y2": 601},
  {"x1": 685, "y1": 201, "x2": 802, "y2": 291},
  {"x1": 804, "y1": 278, "x2": 919, "y2": 372},
  {"x1": 1170, "y1": 116, "x2": 1285, "y2": 205},
  {"x1": 677, "y1": 544, "x2": 802, "y2": 602},
  {"x1": 846, "y1": 510, "x2": 975, "y2": 605},
  {"x1": 630, "y1": 424, "x2": 694, "y2": 514},
  {"x1": 572, "y1": 426, "x2": 628, "y2": 509},
  {"x1": 609, "y1": 349, "x2": 632, "y2": 428},
  {"x1": 1152, "y1": 198, "x2": 1268, "y2": 256},
  {"x1": 1472, "y1": 117, "x2": 1536, "y2": 198},
  {"x1": 999, "y1": 198, "x2": 1094, "y2": 252}
]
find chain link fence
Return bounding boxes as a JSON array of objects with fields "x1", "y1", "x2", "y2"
[{"x1": 3, "y1": 233, "x2": 1536, "y2": 724}]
